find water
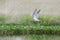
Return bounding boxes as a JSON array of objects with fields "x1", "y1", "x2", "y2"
[{"x1": 0, "y1": 35, "x2": 60, "y2": 40}]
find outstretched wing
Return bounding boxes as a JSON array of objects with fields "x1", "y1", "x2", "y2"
[
  {"x1": 33, "y1": 9, "x2": 37, "y2": 16},
  {"x1": 37, "y1": 9, "x2": 40, "y2": 14}
]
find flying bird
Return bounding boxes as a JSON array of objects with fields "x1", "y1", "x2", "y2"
[{"x1": 33, "y1": 9, "x2": 40, "y2": 21}]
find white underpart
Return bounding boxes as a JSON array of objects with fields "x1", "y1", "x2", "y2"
[
  {"x1": 33, "y1": 16, "x2": 40, "y2": 21},
  {"x1": 33, "y1": 11, "x2": 40, "y2": 21}
]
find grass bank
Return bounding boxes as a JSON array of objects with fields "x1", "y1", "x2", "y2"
[
  {"x1": 0, "y1": 15, "x2": 60, "y2": 25},
  {"x1": 0, "y1": 15, "x2": 60, "y2": 35},
  {"x1": 0, "y1": 24, "x2": 60, "y2": 35}
]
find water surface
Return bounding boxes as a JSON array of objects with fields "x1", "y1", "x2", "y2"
[{"x1": 0, "y1": 35, "x2": 60, "y2": 40}]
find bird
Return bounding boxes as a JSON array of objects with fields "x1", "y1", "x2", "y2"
[{"x1": 33, "y1": 9, "x2": 40, "y2": 21}]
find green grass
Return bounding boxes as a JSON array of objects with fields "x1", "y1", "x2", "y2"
[
  {"x1": 0, "y1": 15, "x2": 60, "y2": 35},
  {"x1": 0, "y1": 15, "x2": 60, "y2": 25},
  {"x1": 0, "y1": 24, "x2": 60, "y2": 31},
  {"x1": 25, "y1": 34, "x2": 60, "y2": 40},
  {"x1": 0, "y1": 15, "x2": 7, "y2": 24},
  {"x1": 0, "y1": 24, "x2": 60, "y2": 35}
]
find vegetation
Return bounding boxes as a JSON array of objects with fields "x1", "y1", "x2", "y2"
[
  {"x1": 0, "y1": 15, "x2": 60, "y2": 35},
  {"x1": 25, "y1": 34, "x2": 60, "y2": 40},
  {"x1": 0, "y1": 15, "x2": 7, "y2": 24},
  {"x1": 0, "y1": 24, "x2": 60, "y2": 35}
]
